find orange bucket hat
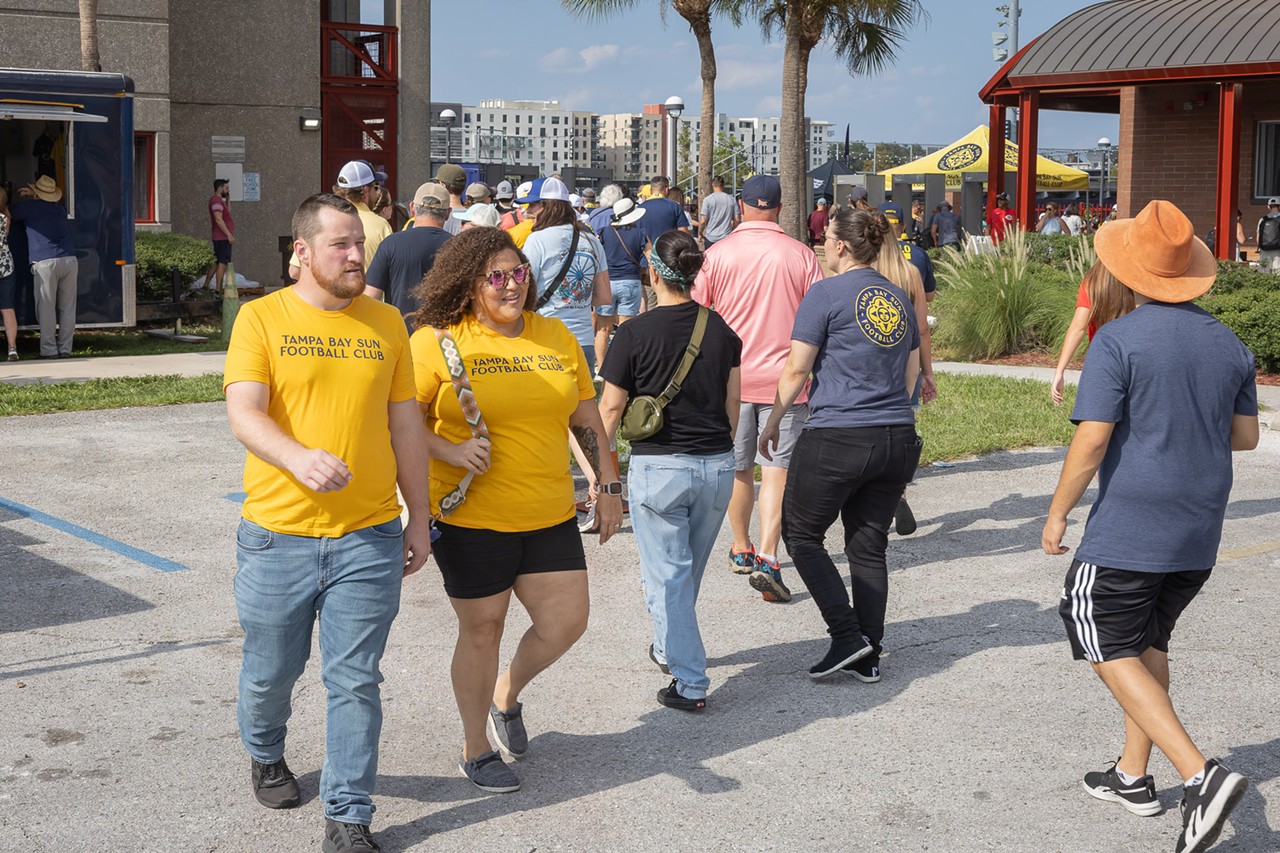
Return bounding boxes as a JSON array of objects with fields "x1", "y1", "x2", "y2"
[{"x1": 1092, "y1": 200, "x2": 1216, "y2": 303}]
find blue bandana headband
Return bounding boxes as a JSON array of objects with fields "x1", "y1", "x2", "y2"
[{"x1": 649, "y1": 251, "x2": 690, "y2": 286}]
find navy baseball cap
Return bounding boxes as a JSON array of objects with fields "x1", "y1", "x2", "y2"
[{"x1": 742, "y1": 175, "x2": 781, "y2": 210}]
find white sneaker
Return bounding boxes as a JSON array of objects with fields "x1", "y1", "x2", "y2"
[{"x1": 577, "y1": 501, "x2": 597, "y2": 533}]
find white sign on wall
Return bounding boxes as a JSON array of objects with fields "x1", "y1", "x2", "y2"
[{"x1": 242, "y1": 172, "x2": 261, "y2": 202}]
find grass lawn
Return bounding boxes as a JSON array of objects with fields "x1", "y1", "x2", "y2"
[
  {"x1": 1, "y1": 372, "x2": 1080, "y2": 467},
  {"x1": 917, "y1": 373, "x2": 1077, "y2": 464},
  {"x1": 0, "y1": 374, "x2": 224, "y2": 417},
  {"x1": 9, "y1": 323, "x2": 227, "y2": 359}
]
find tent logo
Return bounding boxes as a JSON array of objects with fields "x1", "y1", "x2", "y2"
[{"x1": 938, "y1": 143, "x2": 982, "y2": 171}]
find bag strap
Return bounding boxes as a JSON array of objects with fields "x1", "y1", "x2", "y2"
[
  {"x1": 655, "y1": 306, "x2": 709, "y2": 407},
  {"x1": 433, "y1": 327, "x2": 490, "y2": 518},
  {"x1": 535, "y1": 226, "x2": 581, "y2": 310},
  {"x1": 611, "y1": 224, "x2": 639, "y2": 265}
]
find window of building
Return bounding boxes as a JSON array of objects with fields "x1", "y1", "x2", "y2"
[
  {"x1": 540, "y1": 128, "x2": 546, "y2": 137},
  {"x1": 552, "y1": 116, "x2": 560, "y2": 124},
  {"x1": 465, "y1": 113, "x2": 471, "y2": 123},
  {"x1": 503, "y1": 114, "x2": 508, "y2": 122},
  {"x1": 489, "y1": 113, "x2": 494, "y2": 122},
  {"x1": 133, "y1": 132, "x2": 156, "y2": 223},
  {"x1": 541, "y1": 115, "x2": 546, "y2": 124},
  {"x1": 1256, "y1": 121, "x2": 1280, "y2": 199}
]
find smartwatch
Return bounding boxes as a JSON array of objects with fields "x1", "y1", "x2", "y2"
[{"x1": 600, "y1": 481, "x2": 624, "y2": 496}]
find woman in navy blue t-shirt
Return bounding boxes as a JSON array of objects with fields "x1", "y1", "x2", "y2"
[{"x1": 759, "y1": 208, "x2": 922, "y2": 682}]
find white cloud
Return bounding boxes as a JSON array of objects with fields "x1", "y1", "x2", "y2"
[{"x1": 537, "y1": 43, "x2": 621, "y2": 74}]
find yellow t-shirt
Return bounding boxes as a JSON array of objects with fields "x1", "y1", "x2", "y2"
[
  {"x1": 224, "y1": 288, "x2": 416, "y2": 536},
  {"x1": 507, "y1": 218, "x2": 535, "y2": 249},
  {"x1": 411, "y1": 312, "x2": 594, "y2": 532}
]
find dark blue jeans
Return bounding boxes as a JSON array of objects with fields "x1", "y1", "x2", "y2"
[{"x1": 781, "y1": 426, "x2": 922, "y2": 647}]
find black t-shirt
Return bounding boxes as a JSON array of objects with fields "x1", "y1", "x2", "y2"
[
  {"x1": 365, "y1": 225, "x2": 451, "y2": 329},
  {"x1": 600, "y1": 301, "x2": 742, "y2": 456}
]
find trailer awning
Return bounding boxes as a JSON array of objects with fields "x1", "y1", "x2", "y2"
[{"x1": 0, "y1": 102, "x2": 108, "y2": 122}]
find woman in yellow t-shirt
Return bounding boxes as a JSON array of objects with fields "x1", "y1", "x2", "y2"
[{"x1": 408, "y1": 227, "x2": 622, "y2": 795}]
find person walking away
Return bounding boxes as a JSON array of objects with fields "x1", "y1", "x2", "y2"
[
  {"x1": 807, "y1": 198, "x2": 830, "y2": 249},
  {"x1": 761, "y1": 208, "x2": 921, "y2": 682},
  {"x1": 640, "y1": 176, "x2": 690, "y2": 309},
  {"x1": 693, "y1": 175, "x2": 824, "y2": 603},
  {"x1": 11, "y1": 176, "x2": 76, "y2": 359},
  {"x1": 699, "y1": 175, "x2": 738, "y2": 249},
  {"x1": 1049, "y1": 260, "x2": 1133, "y2": 404},
  {"x1": 223, "y1": 193, "x2": 432, "y2": 853},
  {"x1": 203, "y1": 178, "x2": 235, "y2": 292},
  {"x1": 930, "y1": 200, "x2": 962, "y2": 249},
  {"x1": 1042, "y1": 200, "x2": 1257, "y2": 853},
  {"x1": 593, "y1": 197, "x2": 647, "y2": 369},
  {"x1": 597, "y1": 230, "x2": 742, "y2": 711},
  {"x1": 494, "y1": 181, "x2": 522, "y2": 225},
  {"x1": 364, "y1": 182, "x2": 453, "y2": 327},
  {"x1": 588, "y1": 184, "x2": 625, "y2": 235},
  {"x1": 436, "y1": 164, "x2": 469, "y2": 236},
  {"x1": 0, "y1": 187, "x2": 18, "y2": 361},
  {"x1": 409, "y1": 227, "x2": 621, "y2": 793},
  {"x1": 1255, "y1": 197, "x2": 1280, "y2": 271}
]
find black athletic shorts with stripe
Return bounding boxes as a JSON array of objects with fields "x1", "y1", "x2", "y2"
[{"x1": 1058, "y1": 559, "x2": 1212, "y2": 663}]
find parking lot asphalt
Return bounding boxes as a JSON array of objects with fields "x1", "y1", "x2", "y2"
[{"x1": 2, "y1": 402, "x2": 1278, "y2": 852}]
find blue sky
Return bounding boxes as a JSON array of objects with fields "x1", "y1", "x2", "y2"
[{"x1": 369, "y1": 1, "x2": 1118, "y2": 150}]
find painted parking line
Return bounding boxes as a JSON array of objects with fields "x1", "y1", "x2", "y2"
[
  {"x1": 0, "y1": 496, "x2": 188, "y2": 573},
  {"x1": 1219, "y1": 539, "x2": 1280, "y2": 561}
]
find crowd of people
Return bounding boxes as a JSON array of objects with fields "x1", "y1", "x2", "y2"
[{"x1": 219, "y1": 159, "x2": 1259, "y2": 853}]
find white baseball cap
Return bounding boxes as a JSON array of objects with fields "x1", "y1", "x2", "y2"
[{"x1": 336, "y1": 160, "x2": 377, "y2": 189}]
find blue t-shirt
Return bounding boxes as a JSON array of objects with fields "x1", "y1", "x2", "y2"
[
  {"x1": 899, "y1": 239, "x2": 936, "y2": 294},
  {"x1": 10, "y1": 198, "x2": 74, "y2": 262},
  {"x1": 587, "y1": 206, "x2": 613, "y2": 235},
  {"x1": 522, "y1": 224, "x2": 608, "y2": 351},
  {"x1": 880, "y1": 201, "x2": 905, "y2": 225},
  {"x1": 932, "y1": 209, "x2": 961, "y2": 246},
  {"x1": 1071, "y1": 302, "x2": 1257, "y2": 573},
  {"x1": 597, "y1": 222, "x2": 647, "y2": 281},
  {"x1": 790, "y1": 268, "x2": 919, "y2": 429},
  {"x1": 639, "y1": 197, "x2": 690, "y2": 246}
]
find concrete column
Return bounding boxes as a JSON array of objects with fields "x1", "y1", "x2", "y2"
[{"x1": 397, "y1": 0, "x2": 430, "y2": 198}]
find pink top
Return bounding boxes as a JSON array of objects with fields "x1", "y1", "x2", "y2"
[
  {"x1": 209, "y1": 194, "x2": 234, "y2": 242},
  {"x1": 693, "y1": 221, "x2": 824, "y2": 404}
]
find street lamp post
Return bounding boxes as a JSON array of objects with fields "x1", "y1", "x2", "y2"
[
  {"x1": 665, "y1": 95, "x2": 684, "y2": 187},
  {"x1": 1097, "y1": 136, "x2": 1111, "y2": 218},
  {"x1": 441, "y1": 108, "x2": 457, "y2": 165}
]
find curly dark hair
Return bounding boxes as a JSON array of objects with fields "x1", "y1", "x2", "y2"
[{"x1": 409, "y1": 227, "x2": 532, "y2": 329}]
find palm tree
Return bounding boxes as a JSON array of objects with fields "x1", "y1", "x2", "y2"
[
  {"x1": 79, "y1": 0, "x2": 101, "y2": 72},
  {"x1": 561, "y1": 0, "x2": 731, "y2": 204},
  {"x1": 744, "y1": 0, "x2": 926, "y2": 239}
]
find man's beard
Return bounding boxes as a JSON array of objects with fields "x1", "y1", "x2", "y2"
[{"x1": 315, "y1": 263, "x2": 366, "y2": 299}]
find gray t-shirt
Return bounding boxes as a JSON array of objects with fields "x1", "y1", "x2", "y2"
[
  {"x1": 790, "y1": 268, "x2": 919, "y2": 429},
  {"x1": 699, "y1": 192, "x2": 736, "y2": 242},
  {"x1": 1072, "y1": 302, "x2": 1257, "y2": 573}
]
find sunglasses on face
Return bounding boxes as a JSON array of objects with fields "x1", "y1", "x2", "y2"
[{"x1": 485, "y1": 263, "x2": 531, "y2": 289}]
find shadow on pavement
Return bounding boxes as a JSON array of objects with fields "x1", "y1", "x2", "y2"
[
  {"x1": 0, "y1": 511, "x2": 154, "y2": 634},
  {"x1": 375, "y1": 598, "x2": 1058, "y2": 850},
  {"x1": 1219, "y1": 736, "x2": 1280, "y2": 851}
]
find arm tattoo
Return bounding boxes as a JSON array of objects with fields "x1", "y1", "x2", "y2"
[{"x1": 570, "y1": 425, "x2": 603, "y2": 480}]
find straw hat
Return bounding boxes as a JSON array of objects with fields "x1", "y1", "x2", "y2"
[
  {"x1": 1093, "y1": 200, "x2": 1216, "y2": 303},
  {"x1": 27, "y1": 175, "x2": 63, "y2": 203}
]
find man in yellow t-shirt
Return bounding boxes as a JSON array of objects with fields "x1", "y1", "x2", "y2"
[{"x1": 223, "y1": 192, "x2": 430, "y2": 849}]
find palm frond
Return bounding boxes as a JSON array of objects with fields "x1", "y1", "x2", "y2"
[{"x1": 560, "y1": 0, "x2": 646, "y2": 23}]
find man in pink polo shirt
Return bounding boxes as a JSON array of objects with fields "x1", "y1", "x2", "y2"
[{"x1": 693, "y1": 175, "x2": 824, "y2": 603}]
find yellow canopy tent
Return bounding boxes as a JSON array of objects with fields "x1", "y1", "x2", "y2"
[{"x1": 880, "y1": 125, "x2": 1088, "y2": 191}]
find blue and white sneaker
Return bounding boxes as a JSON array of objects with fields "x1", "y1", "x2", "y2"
[{"x1": 748, "y1": 555, "x2": 792, "y2": 603}]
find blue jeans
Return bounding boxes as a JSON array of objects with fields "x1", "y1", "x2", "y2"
[
  {"x1": 628, "y1": 451, "x2": 734, "y2": 698},
  {"x1": 234, "y1": 517, "x2": 404, "y2": 825},
  {"x1": 594, "y1": 278, "x2": 641, "y2": 317}
]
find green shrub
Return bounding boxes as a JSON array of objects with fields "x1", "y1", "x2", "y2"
[
  {"x1": 1020, "y1": 232, "x2": 1093, "y2": 271},
  {"x1": 135, "y1": 232, "x2": 215, "y2": 301},
  {"x1": 1207, "y1": 259, "x2": 1274, "y2": 295},
  {"x1": 1201, "y1": 289, "x2": 1280, "y2": 373},
  {"x1": 932, "y1": 232, "x2": 1077, "y2": 359}
]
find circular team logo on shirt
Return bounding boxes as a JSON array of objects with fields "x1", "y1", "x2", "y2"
[
  {"x1": 856, "y1": 286, "x2": 908, "y2": 348},
  {"x1": 937, "y1": 143, "x2": 982, "y2": 171}
]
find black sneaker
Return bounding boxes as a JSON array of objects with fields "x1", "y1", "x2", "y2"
[
  {"x1": 657, "y1": 679, "x2": 706, "y2": 711},
  {"x1": 1176, "y1": 759, "x2": 1248, "y2": 853},
  {"x1": 1082, "y1": 760, "x2": 1162, "y2": 816},
  {"x1": 649, "y1": 643, "x2": 670, "y2": 675},
  {"x1": 809, "y1": 636, "x2": 873, "y2": 680},
  {"x1": 322, "y1": 818, "x2": 380, "y2": 852},
  {"x1": 250, "y1": 758, "x2": 301, "y2": 809},
  {"x1": 487, "y1": 702, "x2": 528, "y2": 760},
  {"x1": 894, "y1": 498, "x2": 917, "y2": 536}
]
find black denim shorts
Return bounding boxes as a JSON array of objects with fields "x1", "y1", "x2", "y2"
[{"x1": 432, "y1": 518, "x2": 586, "y2": 599}]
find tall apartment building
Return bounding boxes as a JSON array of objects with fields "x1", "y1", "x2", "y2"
[
  {"x1": 688, "y1": 115, "x2": 834, "y2": 175},
  {"x1": 596, "y1": 111, "x2": 666, "y2": 181},
  {"x1": 435, "y1": 99, "x2": 598, "y2": 176}
]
